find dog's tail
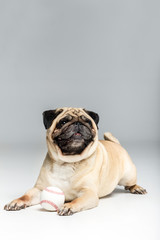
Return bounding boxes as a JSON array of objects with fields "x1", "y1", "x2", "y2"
[{"x1": 103, "y1": 132, "x2": 120, "y2": 144}]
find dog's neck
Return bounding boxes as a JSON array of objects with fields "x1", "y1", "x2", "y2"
[{"x1": 47, "y1": 135, "x2": 99, "y2": 164}]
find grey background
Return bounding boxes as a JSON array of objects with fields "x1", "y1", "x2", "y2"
[
  {"x1": 0, "y1": 2, "x2": 160, "y2": 239},
  {"x1": 0, "y1": 0, "x2": 159, "y2": 146}
]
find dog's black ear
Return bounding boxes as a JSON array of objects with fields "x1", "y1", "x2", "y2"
[
  {"x1": 83, "y1": 109, "x2": 99, "y2": 126},
  {"x1": 43, "y1": 109, "x2": 63, "y2": 129}
]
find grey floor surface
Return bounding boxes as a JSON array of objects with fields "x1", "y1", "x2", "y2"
[{"x1": 0, "y1": 142, "x2": 159, "y2": 240}]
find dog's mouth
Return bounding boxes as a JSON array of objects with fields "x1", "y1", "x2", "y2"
[{"x1": 53, "y1": 122, "x2": 94, "y2": 155}]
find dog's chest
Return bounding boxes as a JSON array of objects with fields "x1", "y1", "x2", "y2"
[{"x1": 48, "y1": 163, "x2": 77, "y2": 201}]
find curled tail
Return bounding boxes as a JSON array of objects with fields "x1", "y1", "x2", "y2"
[{"x1": 104, "y1": 132, "x2": 120, "y2": 144}]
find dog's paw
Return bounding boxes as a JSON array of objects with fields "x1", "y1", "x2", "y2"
[
  {"x1": 57, "y1": 203, "x2": 74, "y2": 216},
  {"x1": 125, "y1": 185, "x2": 147, "y2": 194},
  {"x1": 4, "y1": 199, "x2": 28, "y2": 211}
]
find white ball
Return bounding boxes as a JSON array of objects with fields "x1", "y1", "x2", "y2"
[{"x1": 40, "y1": 186, "x2": 65, "y2": 211}]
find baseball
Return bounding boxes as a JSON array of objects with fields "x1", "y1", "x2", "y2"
[{"x1": 40, "y1": 186, "x2": 65, "y2": 211}]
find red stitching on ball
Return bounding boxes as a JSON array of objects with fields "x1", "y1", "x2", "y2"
[
  {"x1": 45, "y1": 188, "x2": 64, "y2": 195},
  {"x1": 40, "y1": 200, "x2": 58, "y2": 211}
]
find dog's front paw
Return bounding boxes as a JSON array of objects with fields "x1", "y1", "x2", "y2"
[
  {"x1": 4, "y1": 196, "x2": 29, "y2": 211},
  {"x1": 57, "y1": 203, "x2": 74, "y2": 216}
]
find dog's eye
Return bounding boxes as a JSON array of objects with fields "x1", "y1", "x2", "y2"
[
  {"x1": 56, "y1": 118, "x2": 69, "y2": 129},
  {"x1": 86, "y1": 119, "x2": 92, "y2": 126},
  {"x1": 80, "y1": 115, "x2": 92, "y2": 126},
  {"x1": 56, "y1": 115, "x2": 73, "y2": 129},
  {"x1": 61, "y1": 120, "x2": 67, "y2": 124},
  {"x1": 59, "y1": 118, "x2": 69, "y2": 125}
]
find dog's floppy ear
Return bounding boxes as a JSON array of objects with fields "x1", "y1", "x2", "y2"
[
  {"x1": 43, "y1": 109, "x2": 63, "y2": 129},
  {"x1": 83, "y1": 109, "x2": 99, "y2": 126}
]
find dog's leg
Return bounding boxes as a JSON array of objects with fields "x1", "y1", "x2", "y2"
[
  {"x1": 4, "y1": 187, "x2": 41, "y2": 211},
  {"x1": 58, "y1": 189, "x2": 99, "y2": 216},
  {"x1": 118, "y1": 156, "x2": 147, "y2": 194},
  {"x1": 125, "y1": 184, "x2": 147, "y2": 194}
]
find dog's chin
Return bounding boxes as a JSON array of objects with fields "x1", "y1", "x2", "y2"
[{"x1": 54, "y1": 133, "x2": 93, "y2": 155}]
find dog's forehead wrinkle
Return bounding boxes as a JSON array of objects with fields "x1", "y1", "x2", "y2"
[
  {"x1": 63, "y1": 108, "x2": 82, "y2": 117},
  {"x1": 58, "y1": 108, "x2": 91, "y2": 121}
]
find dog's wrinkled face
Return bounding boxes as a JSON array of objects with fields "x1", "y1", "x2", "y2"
[
  {"x1": 43, "y1": 108, "x2": 99, "y2": 155},
  {"x1": 53, "y1": 114, "x2": 95, "y2": 155}
]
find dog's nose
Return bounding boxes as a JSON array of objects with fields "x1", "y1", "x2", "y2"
[
  {"x1": 75, "y1": 122, "x2": 81, "y2": 131},
  {"x1": 75, "y1": 122, "x2": 82, "y2": 127}
]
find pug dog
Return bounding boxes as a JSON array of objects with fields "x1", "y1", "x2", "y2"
[{"x1": 4, "y1": 107, "x2": 147, "y2": 215}]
